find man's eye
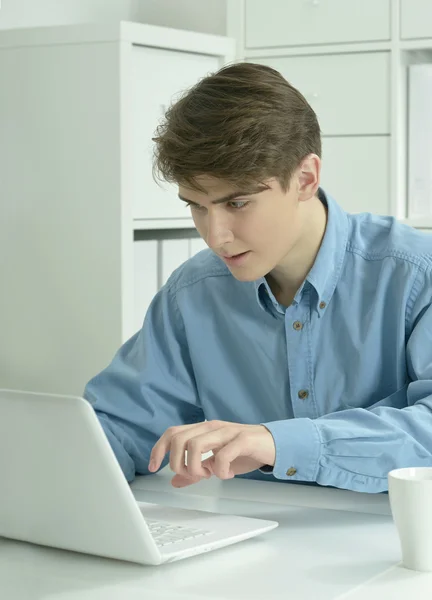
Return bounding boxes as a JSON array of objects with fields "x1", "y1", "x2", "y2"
[
  {"x1": 229, "y1": 201, "x2": 249, "y2": 210},
  {"x1": 184, "y1": 201, "x2": 249, "y2": 211},
  {"x1": 185, "y1": 202, "x2": 204, "y2": 211}
]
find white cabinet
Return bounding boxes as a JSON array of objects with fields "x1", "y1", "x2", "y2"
[
  {"x1": 160, "y1": 237, "x2": 209, "y2": 285},
  {"x1": 407, "y1": 65, "x2": 432, "y2": 219},
  {"x1": 160, "y1": 239, "x2": 190, "y2": 285},
  {"x1": 134, "y1": 236, "x2": 209, "y2": 328},
  {"x1": 321, "y1": 137, "x2": 390, "y2": 215},
  {"x1": 134, "y1": 240, "x2": 158, "y2": 332},
  {"x1": 230, "y1": 0, "x2": 432, "y2": 223},
  {"x1": 130, "y1": 46, "x2": 220, "y2": 220},
  {"x1": 190, "y1": 237, "x2": 208, "y2": 256},
  {"x1": 254, "y1": 53, "x2": 390, "y2": 136},
  {"x1": 244, "y1": 0, "x2": 391, "y2": 48},
  {"x1": 249, "y1": 51, "x2": 390, "y2": 213},
  {"x1": 0, "y1": 22, "x2": 234, "y2": 396},
  {"x1": 401, "y1": 0, "x2": 432, "y2": 39}
]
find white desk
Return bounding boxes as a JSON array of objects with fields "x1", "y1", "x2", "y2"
[{"x1": 1, "y1": 469, "x2": 431, "y2": 599}]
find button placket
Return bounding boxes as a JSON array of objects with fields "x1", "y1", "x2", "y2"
[{"x1": 285, "y1": 290, "x2": 315, "y2": 419}]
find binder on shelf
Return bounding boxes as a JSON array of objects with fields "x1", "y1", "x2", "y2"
[
  {"x1": 161, "y1": 239, "x2": 190, "y2": 286},
  {"x1": 133, "y1": 240, "x2": 158, "y2": 332},
  {"x1": 408, "y1": 64, "x2": 432, "y2": 219},
  {"x1": 189, "y1": 237, "x2": 208, "y2": 257}
]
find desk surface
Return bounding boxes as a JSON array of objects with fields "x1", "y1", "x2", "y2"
[{"x1": 1, "y1": 469, "x2": 431, "y2": 600}]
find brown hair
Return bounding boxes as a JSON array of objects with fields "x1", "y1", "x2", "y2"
[{"x1": 152, "y1": 62, "x2": 321, "y2": 193}]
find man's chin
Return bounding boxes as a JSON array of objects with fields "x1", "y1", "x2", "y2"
[{"x1": 227, "y1": 266, "x2": 266, "y2": 282}]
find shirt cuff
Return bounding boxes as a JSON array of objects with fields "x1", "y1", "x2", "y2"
[{"x1": 261, "y1": 418, "x2": 321, "y2": 482}]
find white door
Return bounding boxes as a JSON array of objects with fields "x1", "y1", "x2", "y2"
[
  {"x1": 245, "y1": 0, "x2": 391, "y2": 47},
  {"x1": 401, "y1": 0, "x2": 432, "y2": 39},
  {"x1": 253, "y1": 53, "x2": 390, "y2": 136}
]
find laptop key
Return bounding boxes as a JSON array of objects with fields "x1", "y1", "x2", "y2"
[{"x1": 145, "y1": 519, "x2": 212, "y2": 547}]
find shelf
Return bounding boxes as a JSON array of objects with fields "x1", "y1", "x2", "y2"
[
  {"x1": 399, "y1": 218, "x2": 432, "y2": 229},
  {"x1": 133, "y1": 218, "x2": 195, "y2": 231},
  {"x1": 243, "y1": 41, "x2": 392, "y2": 59},
  {"x1": 400, "y1": 39, "x2": 432, "y2": 51},
  {"x1": 0, "y1": 21, "x2": 235, "y2": 58}
]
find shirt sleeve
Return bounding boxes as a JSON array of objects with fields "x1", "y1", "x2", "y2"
[
  {"x1": 262, "y1": 266, "x2": 432, "y2": 494},
  {"x1": 83, "y1": 283, "x2": 204, "y2": 482}
]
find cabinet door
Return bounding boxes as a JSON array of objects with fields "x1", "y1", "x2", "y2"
[
  {"x1": 245, "y1": 0, "x2": 391, "y2": 48},
  {"x1": 189, "y1": 237, "x2": 208, "y2": 257},
  {"x1": 254, "y1": 53, "x2": 390, "y2": 136},
  {"x1": 130, "y1": 46, "x2": 220, "y2": 221},
  {"x1": 401, "y1": 0, "x2": 432, "y2": 39},
  {"x1": 320, "y1": 137, "x2": 390, "y2": 215},
  {"x1": 161, "y1": 239, "x2": 190, "y2": 286},
  {"x1": 408, "y1": 65, "x2": 432, "y2": 219},
  {"x1": 134, "y1": 240, "x2": 158, "y2": 331}
]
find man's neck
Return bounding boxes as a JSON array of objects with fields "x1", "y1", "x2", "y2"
[{"x1": 266, "y1": 195, "x2": 328, "y2": 306}]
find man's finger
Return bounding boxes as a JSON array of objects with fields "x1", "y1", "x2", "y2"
[
  {"x1": 149, "y1": 423, "x2": 198, "y2": 471},
  {"x1": 171, "y1": 458, "x2": 216, "y2": 488},
  {"x1": 185, "y1": 428, "x2": 235, "y2": 478},
  {"x1": 149, "y1": 420, "x2": 224, "y2": 472},
  {"x1": 212, "y1": 434, "x2": 249, "y2": 479},
  {"x1": 170, "y1": 421, "x2": 226, "y2": 477},
  {"x1": 171, "y1": 473, "x2": 204, "y2": 488}
]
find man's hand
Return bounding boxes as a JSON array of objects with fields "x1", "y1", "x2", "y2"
[{"x1": 148, "y1": 421, "x2": 276, "y2": 488}]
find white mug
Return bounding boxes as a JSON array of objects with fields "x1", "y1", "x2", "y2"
[{"x1": 388, "y1": 467, "x2": 432, "y2": 571}]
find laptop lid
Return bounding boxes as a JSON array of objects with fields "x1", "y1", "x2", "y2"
[{"x1": 0, "y1": 389, "x2": 160, "y2": 564}]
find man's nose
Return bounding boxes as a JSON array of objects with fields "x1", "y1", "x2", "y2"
[{"x1": 206, "y1": 212, "x2": 234, "y2": 249}]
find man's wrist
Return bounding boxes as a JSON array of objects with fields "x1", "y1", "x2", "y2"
[{"x1": 260, "y1": 418, "x2": 321, "y2": 482}]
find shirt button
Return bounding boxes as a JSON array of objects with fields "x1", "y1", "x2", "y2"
[
  {"x1": 293, "y1": 321, "x2": 303, "y2": 331},
  {"x1": 319, "y1": 301, "x2": 326, "y2": 309},
  {"x1": 298, "y1": 389, "x2": 309, "y2": 400},
  {"x1": 286, "y1": 467, "x2": 297, "y2": 477}
]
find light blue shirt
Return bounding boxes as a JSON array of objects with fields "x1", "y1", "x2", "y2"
[{"x1": 84, "y1": 189, "x2": 432, "y2": 493}]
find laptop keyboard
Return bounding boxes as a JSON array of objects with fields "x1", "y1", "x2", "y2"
[{"x1": 145, "y1": 519, "x2": 213, "y2": 547}]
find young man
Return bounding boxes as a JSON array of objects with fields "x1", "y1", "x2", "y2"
[{"x1": 84, "y1": 63, "x2": 432, "y2": 494}]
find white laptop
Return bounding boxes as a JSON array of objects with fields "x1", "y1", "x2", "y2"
[{"x1": 0, "y1": 389, "x2": 278, "y2": 566}]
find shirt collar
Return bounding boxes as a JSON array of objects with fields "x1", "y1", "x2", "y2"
[{"x1": 254, "y1": 187, "x2": 349, "y2": 315}]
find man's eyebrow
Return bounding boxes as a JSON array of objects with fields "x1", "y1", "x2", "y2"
[{"x1": 178, "y1": 185, "x2": 268, "y2": 205}]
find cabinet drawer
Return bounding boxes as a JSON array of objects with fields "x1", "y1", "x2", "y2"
[
  {"x1": 254, "y1": 53, "x2": 389, "y2": 136},
  {"x1": 129, "y1": 46, "x2": 220, "y2": 221},
  {"x1": 401, "y1": 0, "x2": 432, "y2": 39},
  {"x1": 320, "y1": 137, "x2": 389, "y2": 215},
  {"x1": 245, "y1": 0, "x2": 391, "y2": 48}
]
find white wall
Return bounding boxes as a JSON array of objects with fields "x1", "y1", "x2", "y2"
[{"x1": 0, "y1": 0, "x2": 227, "y2": 35}]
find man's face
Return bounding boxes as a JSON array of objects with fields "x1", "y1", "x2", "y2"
[{"x1": 178, "y1": 174, "x2": 306, "y2": 282}]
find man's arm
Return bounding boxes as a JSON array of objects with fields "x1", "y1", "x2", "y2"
[
  {"x1": 133, "y1": 268, "x2": 432, "y2": 493},
  {"x1": 261, "y1": 268, "x2": 432, "y2": 493},
  {"x1": 83, "y1": 283, "x2": 204, "y2": 482}
]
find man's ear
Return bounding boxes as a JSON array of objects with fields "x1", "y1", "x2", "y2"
[{"x1": 297, "y1": 154, "x2": 321, "y2": 201}]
